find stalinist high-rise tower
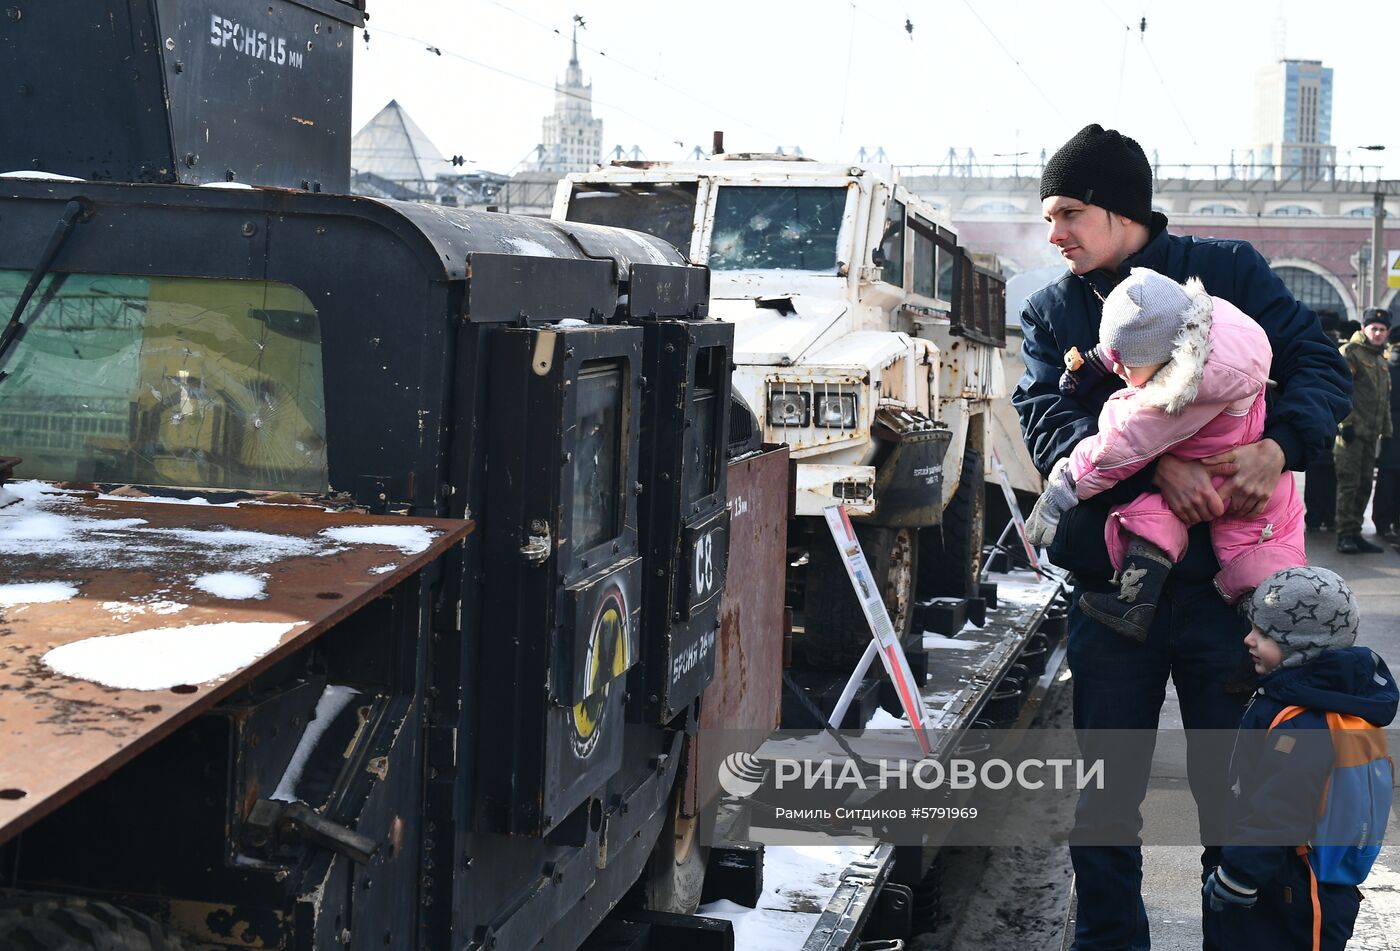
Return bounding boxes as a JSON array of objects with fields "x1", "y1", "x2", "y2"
[{"x1": 536, "y1": 27, "x2": 604, "y2": 173}]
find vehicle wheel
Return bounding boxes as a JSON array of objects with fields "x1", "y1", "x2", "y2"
[
  {"x1": 642, "y1": 795, "x2": 709, "y2": 915},
  {"x1": 0, "y1": 892, "x2": 193, "y2": 950},
  {"x1": 802, "y1": 524, "x2": 918, "y2": 670},
  {"x1": 918, "y1": 447, "x2": 984, "y2": 600}
]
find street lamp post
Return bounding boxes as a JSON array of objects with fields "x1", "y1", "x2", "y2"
[
  {"x1": 1372, "y1": 190, "x2": 1386, "y2": 309},
  {"x1": 1359, "y1": 146, "x2": 1388, "y2": 309}
]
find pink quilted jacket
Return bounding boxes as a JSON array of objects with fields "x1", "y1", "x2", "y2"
[{"x1": 1065, "y1": 278, "x2": 1305, "y2": 602}]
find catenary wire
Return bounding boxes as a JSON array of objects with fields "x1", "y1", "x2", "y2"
[
  {"x1": 477, "y1": 0, "x2": 783, "y2": 144},
  {"x1": 364, "y1": 25, "x2": 694, "y2": 150}
]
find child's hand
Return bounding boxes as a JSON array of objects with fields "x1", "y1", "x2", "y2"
[
  {"x1": 1024, "y1": 459, "x2": 1077, "y2": 547},
  {"x1": 1202, "y1": 867, "x2": 1257, "y2": 912}
]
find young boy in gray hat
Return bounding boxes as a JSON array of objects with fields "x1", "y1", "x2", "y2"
[
  {"x1": 1025, "y1": 267, "x2": 1306, "y2": 641},
  {"x1": 1203, "y1": 565, "x2": 1396, "y2": 949}
]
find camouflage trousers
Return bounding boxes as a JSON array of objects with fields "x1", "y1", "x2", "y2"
[{"x1": 1334, "y1": 433, "x2": 1378, "y2": 536}]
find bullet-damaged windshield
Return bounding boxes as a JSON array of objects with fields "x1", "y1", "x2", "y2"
[
  {"x1": 0, "y1": 272, "x2": 329, "y2": 493},
  {"x1": 708, "y1": 185, "x2": 848, "y2": 273}
]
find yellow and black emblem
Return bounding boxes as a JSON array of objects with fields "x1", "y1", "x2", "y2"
[{"x1": 571, "y1": 586, "x2": 630, "y2": 758}]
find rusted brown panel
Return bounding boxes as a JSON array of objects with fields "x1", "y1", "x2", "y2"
[
  {"x1": 0, "y1": 491, "x2": 471, "y2": 842},
  {"x1": 684, "y1": 446, "x2": 789, "y2": 815}
]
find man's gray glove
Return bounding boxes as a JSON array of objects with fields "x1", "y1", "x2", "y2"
[
  {"x1": 1202, "y1": 867, "x2": 1257, "y2": 912},
  {"x1": 1024, "y1": 458, "x2": 1077, "y2": 548}
]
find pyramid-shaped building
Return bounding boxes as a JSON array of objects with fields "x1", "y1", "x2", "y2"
[{"x1": 350, "y1": 100, "x2": 459, "y2": 200}]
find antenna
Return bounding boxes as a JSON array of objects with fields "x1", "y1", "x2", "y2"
[{"x1": 1273, "y1": 2, "x2": 1286, "y2": 59}]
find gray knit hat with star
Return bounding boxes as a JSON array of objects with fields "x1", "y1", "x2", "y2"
[
  {"x1": 1246, "y1": 566, "x2": 1359, "y2": 668},
  {"x1": 1099, "y1": 267, "x2": 1194, "y2": 368}
]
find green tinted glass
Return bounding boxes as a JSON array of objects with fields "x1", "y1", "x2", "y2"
[{"x1": 0, "y1": 272, "x2": 328, "y2": 493}]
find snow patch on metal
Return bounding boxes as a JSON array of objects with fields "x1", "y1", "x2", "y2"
[
  {"x1": 699, "y1": 843, "x2": 880, "y2": 947},
  {"x1": 270, "y1": 684, "x2": 361, "y2": 803},
  {"x1": 101, "y1": 600, "x2": 188, "y2": 621},
  {"x1": 42, "y1": 621, "x2": 301, "y2": 691},
  {"x1": 320, "y1": 524, "x2": 438, "y2": 555},
  {"x1": 0, "y1": 582, "x2": 78, "y2": 607},
  {"x1": 923, "y1": 633, "x2": 975, "y2": 650},
  {"x1": 192, "y1": 572, "x2": 267, "y2": 600}
]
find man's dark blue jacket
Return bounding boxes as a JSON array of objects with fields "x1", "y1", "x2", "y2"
[
  {"x1": 1220, "y1": 647, "x2": 1397, "y2": 888},
  {"x1": 1012, "y1": 218, "x2": 1353, "y2": 582}
]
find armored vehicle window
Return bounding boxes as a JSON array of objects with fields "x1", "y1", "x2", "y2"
[
  {"x1": 566, "y1": 183, "x2": 699, "y2": 255},
  {"x1": 685, "y1": 346, "x2": 724, "y2": 505},
  {"x1": 709, "y1": 186, "x2": 846, "y2": 273},
  {"x1": 0, "y1": 272, "x2": 328, "y2": 493},
  {"x1": 879, "y1": 199, "x2": 905, "y2": 286},
  {"x1": 572, "y1": 360, "x2": 626, "y2": 556},
  {"x1": 912, "y1": 229, "x2": 937, "y2": 299},
  {"x1": 937, "y1": 254, "x2": 957, "y2": 300}
]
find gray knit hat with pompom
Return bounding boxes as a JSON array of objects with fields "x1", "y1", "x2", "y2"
[{"x1": 1246, "y1": 566, "x2": 1359, "y2": 668}]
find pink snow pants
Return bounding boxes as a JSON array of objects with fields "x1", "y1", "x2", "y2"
[{"x1": 1104, "y1": 472, "x2": 1306, "y2": 604}]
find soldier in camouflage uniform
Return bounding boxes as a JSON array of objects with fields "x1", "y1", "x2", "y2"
[{"x1": 1335, "y1": 309, "x2": 1394, "y2": 553}]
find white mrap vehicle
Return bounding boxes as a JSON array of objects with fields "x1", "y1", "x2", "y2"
[{"x1": 553, "y1": 155, "x2": 1019, "y2": 668}]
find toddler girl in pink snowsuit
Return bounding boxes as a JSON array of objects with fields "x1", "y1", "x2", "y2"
[{"x1": 1024, "y1": 267, "x2": 1306, "y2": 642}]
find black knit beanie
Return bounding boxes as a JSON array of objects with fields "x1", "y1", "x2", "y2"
[{"x1": 1040, "y1": 124, "x2": 1154, "y2": 225}]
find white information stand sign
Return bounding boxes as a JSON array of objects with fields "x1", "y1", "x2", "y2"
[
  {"x1": 822, "y1": 505, "x2": 932, "y2": 756},
  {"x1": 991, "y1": 450, "x2": 1042, "y2": 579}
]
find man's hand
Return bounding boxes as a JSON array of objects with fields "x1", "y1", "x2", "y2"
[
  {"x1": 1201, "y1": 439, "x2": 1286, "y2": 519},
  {"x1": 1152, "y1": 455, "x2": 1227, "y2": 526}
]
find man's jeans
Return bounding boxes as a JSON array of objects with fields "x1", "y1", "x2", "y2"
[{"x1": 1066, "y1": 579, "x2": 1250, "y2": 951}]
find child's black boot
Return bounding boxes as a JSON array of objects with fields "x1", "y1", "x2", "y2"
[{"x1": 1078, "y1": 540, "x2": 1172, "y2": 642}]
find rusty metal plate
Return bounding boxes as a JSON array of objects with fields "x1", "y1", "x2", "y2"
[
  {"x1": 685, "y1": 446, "x2": 789, "y2": 815},
  {"x1": 0, "y1": 485, "x2": 471, "y2": 841}
]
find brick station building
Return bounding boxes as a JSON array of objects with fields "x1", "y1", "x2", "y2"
[{"x1": 903, "y1": 163, "x2": 1400, "y2": 325}]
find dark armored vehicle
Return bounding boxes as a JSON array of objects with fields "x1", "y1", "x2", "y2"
[{"x1": 0, "y1": 2, "x2": 785, "y2": 947}]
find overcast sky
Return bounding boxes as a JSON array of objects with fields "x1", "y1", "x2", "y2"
[{"x1": 351, "y1": 1, "x2": 1399, "y2": 178}]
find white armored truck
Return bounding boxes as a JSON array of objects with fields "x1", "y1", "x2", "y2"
[{"x1": 555, "y1": 155, "x2": 1026, "y2": 666}]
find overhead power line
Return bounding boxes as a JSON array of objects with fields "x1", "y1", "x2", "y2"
[
  {"x1": 478, "y1": 0, "x2": 782, "y2": 144},
  {"x1": 364, "y1": 26, "x2": 692, "y2": 152},
  {"x1": 954, "y1": 0, "x2": 1066, "y2": 122},
  {"x1": 1092, "y1": 2, "x2": 1197, "y2": 144},
  {"x1": 1138, "y1": 30, "x2": 1198, "y2": 144}
]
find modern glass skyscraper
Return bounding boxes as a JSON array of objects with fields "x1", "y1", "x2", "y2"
[{"x1": 1254, "y1": 59, "x2": 1334, "y2": 180}]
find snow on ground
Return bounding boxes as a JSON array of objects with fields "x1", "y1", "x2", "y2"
[
  {"x1": 369, "y1": 563, "x2": 399, "y2": 575},
  {"x1": 0, "y1": 582, "x2": 79, "y2": 606},
  {"x1": 700, "y1": 842, "x2": 880, "y2": 947},
  {"x1": 192, "y1": 572, "x2": 267, "y2": 600},
  {"x1": 270, "y1": 684, "x2": 360, "y2": 802},
  {"x1": 42, "y1": 621, "x2": 299, "y2": 691},
  {"x1": 321, "y1": 524, "x2": 438, "y2": 555}
]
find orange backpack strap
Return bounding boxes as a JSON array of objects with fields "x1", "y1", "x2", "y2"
[
  {"x1": 1269, "y1": 705, "x2": 1308, "y2": 731},
  {"x1": 1325, "y1": 711, "x2": 1390, "y2": 768}
]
